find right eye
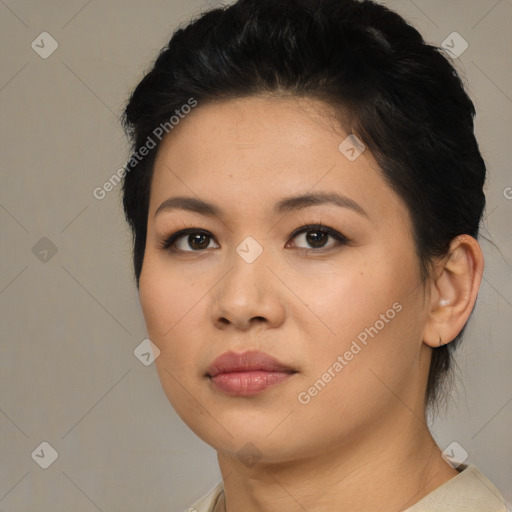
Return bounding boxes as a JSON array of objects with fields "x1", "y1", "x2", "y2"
[{"x1": 159, "y1": 229, "x2": 220, "y2": 252}]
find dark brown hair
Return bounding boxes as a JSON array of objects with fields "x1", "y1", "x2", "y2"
[{"x1": 121, "y1": 0, "x2": 487, "y2": 412}]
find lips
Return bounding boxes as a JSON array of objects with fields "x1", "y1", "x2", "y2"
[
  {"x1": 206, "y1": 350, "x2": 295, "y2": 376},
  {"x1": 206, "y1": 350, "x2": 297, "y2": 396}
]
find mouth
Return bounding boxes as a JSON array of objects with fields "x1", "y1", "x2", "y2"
[{"x1": 206, "y1": 350, "x2": 297, "y2": 396}]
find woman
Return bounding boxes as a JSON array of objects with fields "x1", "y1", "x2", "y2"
[{"x1": 120, "y1": 0, "x2": 507, "y2": 510}]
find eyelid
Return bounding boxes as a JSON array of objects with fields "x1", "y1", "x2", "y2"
[
  {"x1": 158, "y1": 228, "x2": 217, "y2": 251},
  {"x1": 287, "y1": 224, "x2": 350, "y2": 247},
  {"x1": 159, "y1": 223, "x2": 351, "y2": 253}
]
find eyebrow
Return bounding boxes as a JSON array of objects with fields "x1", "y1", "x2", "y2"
[{"x1": 154, "y1": 192, "x2": 368, "y2": 219}]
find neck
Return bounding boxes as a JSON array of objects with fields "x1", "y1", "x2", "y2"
[{"x1": 216, "y1": 409, "x2": 458, "y2": 512}]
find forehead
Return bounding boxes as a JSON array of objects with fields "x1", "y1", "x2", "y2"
[
  {"x1": 154, "y1": 95, "x2": 346, "y2": 164},
  {"x1": 148, "y1": 96, "x2": 408, "y2": 227}
]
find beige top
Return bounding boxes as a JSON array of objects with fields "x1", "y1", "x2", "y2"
[{"x1": 185, "y1": 464, "x2": 507, "y2": 512}]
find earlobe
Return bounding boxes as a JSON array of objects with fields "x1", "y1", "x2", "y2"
[{"x1": 422, "y1": 235, "x2": 485, "y2": 348}]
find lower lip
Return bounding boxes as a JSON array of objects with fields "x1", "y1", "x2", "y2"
[{"x1": 209, "y1": 370, "x2": 294, "y2": 396}]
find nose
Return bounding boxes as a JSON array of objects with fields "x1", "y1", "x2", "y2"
[{"x1": 210, "y1": 246, "x2": 286, "y2": 332}]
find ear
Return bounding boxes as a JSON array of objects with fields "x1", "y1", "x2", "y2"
[{"x1": 422, "y1": 234, "x2": 485, "y2": 348}]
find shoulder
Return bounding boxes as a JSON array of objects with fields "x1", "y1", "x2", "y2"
[
  {"x1": 405, "y1": 464, "x2": 507, "y2": 512},
  {"x1": 180, "y1": 467, "x2": 507, "y2": 512},
  {"x1": 183, "y1": 481, "x2": 224, "y2": 512}
]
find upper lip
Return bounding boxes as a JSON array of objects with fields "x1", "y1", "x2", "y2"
[{"x1": 206, "y1": 350, "x2": 296, "y2": 377}]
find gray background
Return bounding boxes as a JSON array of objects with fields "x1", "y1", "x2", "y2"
[{"x1": 0, "y1": 0, "x2": 511, "y2": 510}]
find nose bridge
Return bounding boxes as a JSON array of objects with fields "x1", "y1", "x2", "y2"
[
  {"x1": 222, "y1": 234, "x2": 268, "y2": 305},
  {"x1": 210, "y1": 234, "x2": 285, "y2": 329}
]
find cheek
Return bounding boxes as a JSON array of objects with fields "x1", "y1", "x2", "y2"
[
  {"x1": 139, "y1": 255, "x2": 193, "y2": 340},
  {"x1": 292, "y1": 264, "x2": 382, "y2": 342},
  {"x1": 300, "y1": 252, "x2": 419, "y2": 374},
  {"x1": 138, "y1": 255, "x2": 207, "y2": 374},
  {"x1": 139, "y1": 258, "x2": 205, "y2": 409}
]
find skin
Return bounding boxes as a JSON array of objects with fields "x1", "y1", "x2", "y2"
[{"x1": 138, "y1": 95, "x2": 484, "y2": 511}]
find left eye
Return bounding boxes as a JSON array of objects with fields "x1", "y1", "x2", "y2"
[
  {"x1": 287, "y1": 224, "x2": 349, "y2": 251},
  {"x1": 160, "y1": 224, "x2": 349, "y2": 253}
]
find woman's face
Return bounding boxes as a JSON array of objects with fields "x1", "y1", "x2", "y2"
[{"x1": 139, "y1": 96, "x2": 433, "y2": 463}]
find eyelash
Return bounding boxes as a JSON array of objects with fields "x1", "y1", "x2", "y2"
[{"x1": 158, "y1": 223, "x2": 351, "y2": 254}]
